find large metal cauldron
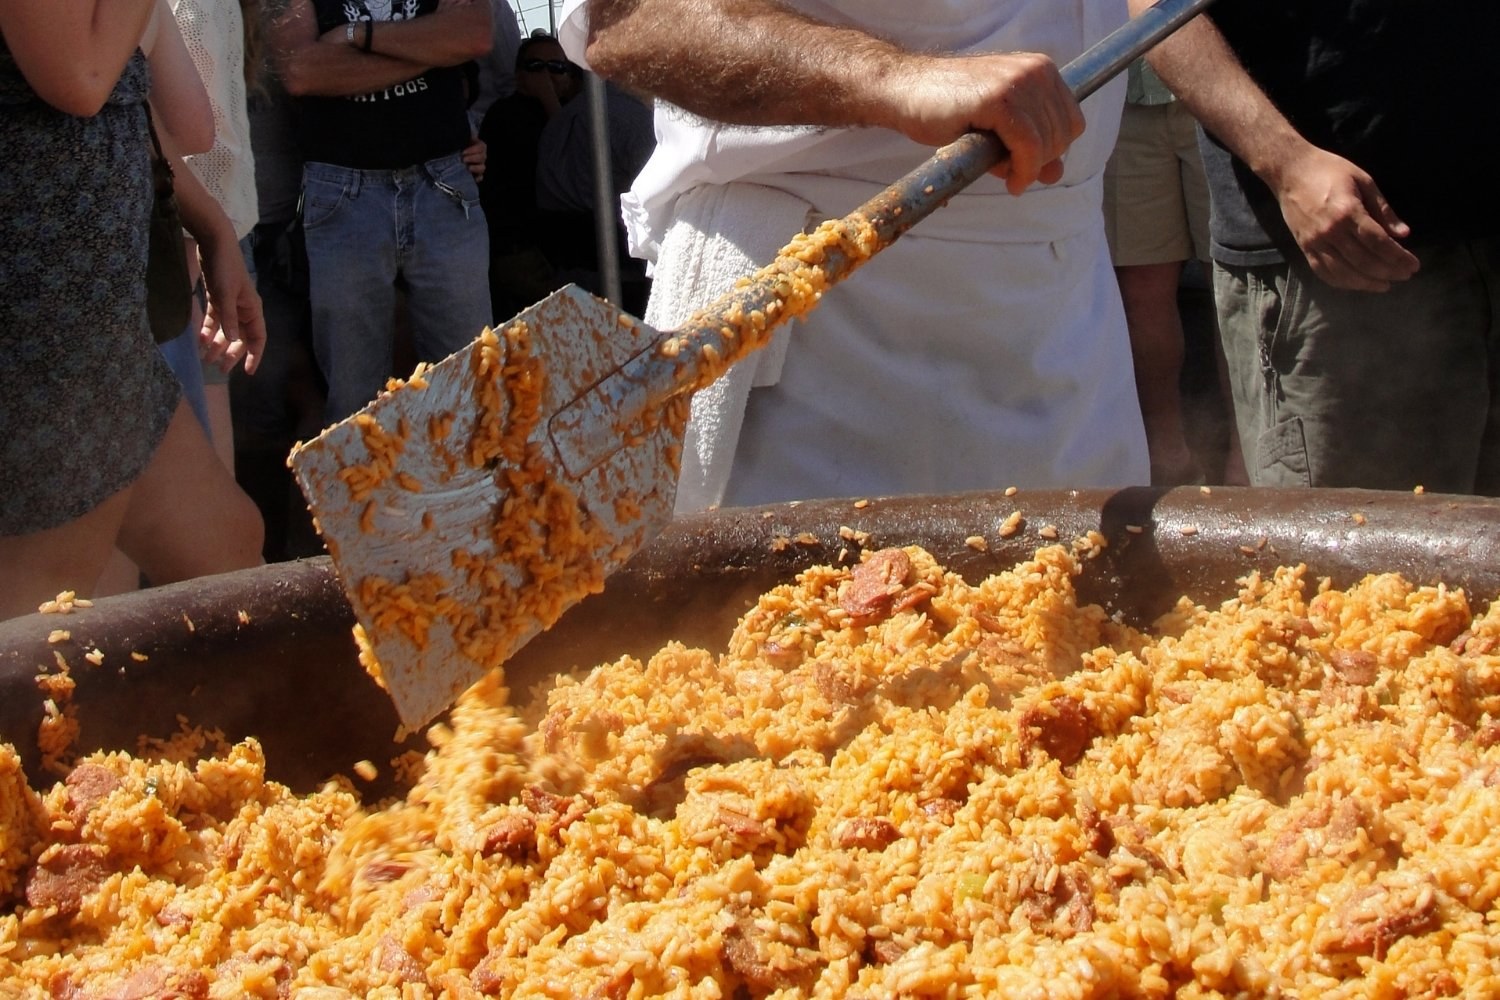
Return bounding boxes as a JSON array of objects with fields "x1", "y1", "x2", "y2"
[{"x1": 3, "y1": 487, "x2": 1499, "y2": 796}]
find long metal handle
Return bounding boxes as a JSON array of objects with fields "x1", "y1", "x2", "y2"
[
  {"x1": 549, "y1": 0, "x2": 1216, "y2": 477},
  {"x1": 865, "y1": 0, "x2": 1218, "y2": 251},
  {"x1": 670, "y1": 0, "x2": 1216, "y2": 366}
]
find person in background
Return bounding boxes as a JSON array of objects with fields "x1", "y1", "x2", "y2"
[
  {"x1": 270, "y1": 0, "x2": 494, "y2": 423},
  {"x1": 170, "y1": 0, "x2": 263, "y2": 475},
  {"x1": 1138, "y1": 0, "x2": 1500, "y2": 493},
  {"x1": 143, "y1": 0, "x2": 216, "y2": 444},
  {"x1": 467, "y1": 0, "x2": 523, "y2": 129},
  {"x1": 95, "y1": 0, "x2": 266, "y2": 596},
  {"x1": 560, "y1": 0, "x2": 1147, "y2": 510},
  {"x1": 1102, "y1": 58, "x2": 1244, "y2": 487},
  {"x1": 477, "y1": 32, "x2": 577, "y2": 320},
  {"x1": 0, "y1": 0, "x2": 265, "y2": 620},
  {"x1": 233, "y1": 55, "x2": 323, "y2": 561},
  {"x1": 534, "y1": 58, "x2": 655, "y2": 312}
]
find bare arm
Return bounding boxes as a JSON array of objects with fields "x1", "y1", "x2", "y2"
[
  {"x1": 581, "y1": 0, "x2": 1083, "y2": 195},
  {"x1": 141, "y1": 0, "x2": 214, "y2": 155},
  {"x1": 1131, "y1": 2, "x2": 1418, "y2": 291},
  {"x1": 161, "y1": 127, "x2": 265, "y2": 375},
  {"x1": 0, "y1": 0, "x2": 156, "y2": 116},
  {"x1": 351, "y1": 0, "x2": 492, "y2": 68},
  {"x1": 271, "y1": 0, "x2": 490, "y2": 99}
]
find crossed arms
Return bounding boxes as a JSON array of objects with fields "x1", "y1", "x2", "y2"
[{"x1": 270, "y1": 0, "x2": 492, "y2": 99}]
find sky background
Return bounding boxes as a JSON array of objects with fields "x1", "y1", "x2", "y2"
[{"x1": 509, "y1": 0, "x2": 561, "y2": 37}]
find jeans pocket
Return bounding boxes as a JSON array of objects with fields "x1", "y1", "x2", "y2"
[
  {"x1": 301, "y1": 176, "x2": 348, "y2": 231},
  {"x1": 428, "y1": 161, "x2": 482, "y2": 220}
]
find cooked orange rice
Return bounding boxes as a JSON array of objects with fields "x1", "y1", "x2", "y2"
[{"x1": 5, "y1": 541, "x2": 1500, "y2": 998}]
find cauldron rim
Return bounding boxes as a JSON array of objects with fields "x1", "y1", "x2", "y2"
[{"x1": 3, "y1": 485, "x2": 1498, "y2": 793}]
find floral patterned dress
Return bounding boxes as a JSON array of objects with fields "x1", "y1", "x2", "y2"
[{"x1": 0, "y1": 46, "x2": 181, "y2": 535}]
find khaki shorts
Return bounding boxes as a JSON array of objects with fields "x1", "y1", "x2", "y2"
[{"x1": 1102, "y1": 100, "x2": 1210, "y2": 266}]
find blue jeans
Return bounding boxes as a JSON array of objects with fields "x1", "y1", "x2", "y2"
[
  {"x1": 157, "y1": 273, "x2": 210, "y2": 436},
  {"x1": 302, "y1": 152, "x2": 491, "y2": 422}
]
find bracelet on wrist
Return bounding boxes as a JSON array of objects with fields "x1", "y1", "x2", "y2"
[{"x1": 362, "y1": 19, "x2": 374, "y2": 53}]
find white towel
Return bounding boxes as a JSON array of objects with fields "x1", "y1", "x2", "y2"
[{"x1": 641, "y1": 183, "x2": 813, "y2": 513}]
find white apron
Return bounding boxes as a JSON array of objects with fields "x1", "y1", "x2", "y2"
[{"x1": 559, "y1": 0, "x2": 1150, "y2": 510}]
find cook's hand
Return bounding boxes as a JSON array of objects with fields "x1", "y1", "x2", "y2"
[
  {"x1": 462, "y1": 134, "x2": 487, "y2": 183},
  {"x1": 198, "y1": 239, "x2": 266, "y2": 376},
  {"x1": 889, "y1": 51, "x2": 1084, "y2": 196},
  {"x1": 1267, "y1": 145, "x2": 1419, "y2": 292}
]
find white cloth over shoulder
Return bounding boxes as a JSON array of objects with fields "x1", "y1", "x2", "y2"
[{"x1": 559, "y1": 0, "x2": 1150, "y2": 509}]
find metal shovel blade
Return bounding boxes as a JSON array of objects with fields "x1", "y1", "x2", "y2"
[{"x1": 289, "y1": 286, "x2": 680, "y2": 729}]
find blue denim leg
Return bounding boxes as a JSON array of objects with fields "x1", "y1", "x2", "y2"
[
  {"x1": 402, "y1": 153, "x2": 492, "y2": 362},
  {"x1": 302, "y1": 162, "x2": 400, "y2": 423},
  {"x1": 158, "y1": 321, "x2": 210, "y2": 435}
]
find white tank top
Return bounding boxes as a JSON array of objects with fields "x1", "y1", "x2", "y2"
[{"x1": 172, "y1": 0, "x2": 259, "y2": 240}]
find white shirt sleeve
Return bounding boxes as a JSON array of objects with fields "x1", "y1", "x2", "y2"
[{"x1": 557, "y1": 0, "x2": 591, "y2": 67}]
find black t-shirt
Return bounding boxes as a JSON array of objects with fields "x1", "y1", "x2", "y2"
[
  {"x1": 1200, "y1": 0, "x2": 1500, "y2": 265},
  {"x1": 296, "y1": 0, "x2": 472, "y2": 170},
  {"x1": 477, "y1": 93, "x2": 548, "y2": 253}
]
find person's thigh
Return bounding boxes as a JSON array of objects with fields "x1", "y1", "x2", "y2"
[
  {"x1": 1103, "y1": 103, "x2": 1194, "y2": 267},
  {"x1": 303, "y1": 164, "x2": 400, "y2": 422},
  {"x1": 1216, "y1": 252, "x2": 1493, "y2": 491},
  {"x1": 1170, "y1": 103, "x2": 1213, "y2": 264},
  {"x1": 115, "y1": 400, "x2": 264, "y2": 583},
  {"x1": 0, "y1": 488, "x2": 132, "y2": 619},
  {"x1": 404, "y1": 155, "x2": 492, "y2": 364}
]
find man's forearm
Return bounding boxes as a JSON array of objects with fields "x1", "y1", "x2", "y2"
[
  {"x1": 363, "y1": 3, "x2": 492, "y2": 68},
  {"x1": 583, "y1": 0, "x2": 914, "y2": 131},
  {"x1": 281, "y1": 43, "x2": 431, "y2": 98},
  {"x1": 273, "y1": 1, "x2": 489, "y2": 99},
  {"x1": 1129, "y1": 4, "x2": 1306, "y2": 190}
]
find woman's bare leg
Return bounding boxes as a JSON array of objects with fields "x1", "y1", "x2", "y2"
[
  {"x1": 114, "y1": 400, "x2": 264, "y2": 584},
  {"x1": 0, "y1": 488, "x2": 132, "y2": 620},
  {"x1": 1116, "y1": 260, "x2": 1201, "y2": 485},
  {"x1": 93, "y1": 548, "x2": 143, "y2": 597}
]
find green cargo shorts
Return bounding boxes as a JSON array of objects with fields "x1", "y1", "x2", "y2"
[{"x1": 1214, "y1": 239, "x2": 1500, "y2": 494}]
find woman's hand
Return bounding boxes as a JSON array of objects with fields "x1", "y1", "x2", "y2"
[{"x1": 197, "y1": 237, "x2": 267, "y2": 376}]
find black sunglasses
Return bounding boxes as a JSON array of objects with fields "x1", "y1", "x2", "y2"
[{"x1": 521, "y1": 58, "x2": 581, "y2": 76}]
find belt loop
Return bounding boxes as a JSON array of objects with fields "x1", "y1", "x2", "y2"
[{"x1": 347, "y1": 168, "x2": 363, "y2": 199}]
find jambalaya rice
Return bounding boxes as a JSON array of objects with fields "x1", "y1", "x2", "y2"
[{"x1": 5, "y1": 539, "x2": 1500, "y2": 998}]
